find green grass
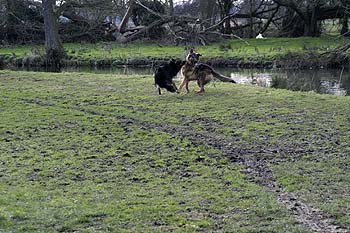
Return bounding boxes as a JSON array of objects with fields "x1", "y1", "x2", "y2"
[
  {"x1": 323, "y1": 20, "x2": 342, "y2": 35},
  {"x1": 1, "y1": 36, "x2": 349, "y2": 62},
  {"x1": 1, "y1": 70, "x2": 350, "y2": 231}
]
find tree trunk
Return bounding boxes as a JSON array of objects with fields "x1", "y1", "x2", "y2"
[
  {"x1": 341, "y1": 14, "x2": 349, "y2": 36},
  {"x1": 218, "y1": 0, "x2": 232, "y2": 34},
  {"x1": 304, "y1": 7, "x2": 320, "y2": 37},
  {"x1": 249, "y1": 0, "x2": 255, "y2": 38},
  {"x1": 5, "y1": 0, "x2": 17, "y2": 43},
  {"x1": 281, "y1": 7, "x2": 304, "y2": 37},
  {"x1": 168, "y1": 0, "x2": 174, "y2": 16},
  {"x1": 199, "y1": 0, "x2": 216, "y2": 26},
  {"x1": 42, "y1": 0, "x2": 65, "y2": 71}
]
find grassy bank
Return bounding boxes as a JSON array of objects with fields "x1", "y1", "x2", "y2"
[
  {"x1": 1, "y1": 36, "x2": 349, "y2": 68},
  {"x1": 0, "y1": 70, "x2": 349, "y2": 232}
]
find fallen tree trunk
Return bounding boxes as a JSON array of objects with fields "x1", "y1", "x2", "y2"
[
  {"x1": 118, "y1": 18, "x2": 172, "y2": 43},
  {"x1": 119, "y1": 0, "x2": 135, "y2": 33}
]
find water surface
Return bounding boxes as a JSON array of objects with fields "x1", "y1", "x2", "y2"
[{"x1": 4, "y1": 66, "x2": 350, "y2": 96}]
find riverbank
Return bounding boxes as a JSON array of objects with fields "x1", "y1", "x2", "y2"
[{"x1": 1, "y1": 36, "x2": 349, "y2": 69}]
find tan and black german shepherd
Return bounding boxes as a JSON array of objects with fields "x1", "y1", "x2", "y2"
[{"x1": 177, "y1": 49, "x2": 236, "y2": 93}]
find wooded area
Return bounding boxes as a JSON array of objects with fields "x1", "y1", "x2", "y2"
[
  {"x1": 1, "y1": 0, "x2": 350, "y2": 67},
  {"x1": 1, "y1": 0, "x2": 350, "y2": 44}
]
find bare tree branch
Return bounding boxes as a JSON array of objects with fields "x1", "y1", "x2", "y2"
[
  {"x1": 119, "y1": 0, "x2": 135, "y2": 33},
  {"x1": 259, "y1": 5, "x2": 280, "y2": 34}
]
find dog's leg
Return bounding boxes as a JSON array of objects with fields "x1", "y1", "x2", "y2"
[
  {"x1": 177, "y1": 78, "x2": 187, "y2": 93},
  {"x1": 156, "y1": 84, "x2": 162, "y2": 95},
  {"x1": 185, "y1": 80, "x2": 190, "y2": 94},
  {"x1": 172, "y1": 80, "x2": 178, "y2": 91},
  {"x1": 196, "y1": 77, "x2": 205, "y2": 93}
]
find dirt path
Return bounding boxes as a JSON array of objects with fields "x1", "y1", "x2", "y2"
[{"x1": 118, "y1": 118, "x2": 348, "y2": 233}]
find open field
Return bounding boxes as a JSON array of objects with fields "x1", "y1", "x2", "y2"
[
  {"x1": 1, "y1": 36, "x2": 349, "y2": 64},
  {"x1": 0, "y1": 70, "x2": 349, "y2": 232}
]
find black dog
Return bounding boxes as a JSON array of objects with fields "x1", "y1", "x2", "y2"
[{"x1": 154, "y1": 59, "x2": 185, "y2": 95}]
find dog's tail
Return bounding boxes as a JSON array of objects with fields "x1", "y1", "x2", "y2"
[
  {"x1": 212, "y1": 70, "x2": 236, "y2": 83},
  {"x1": 195, "y1": 63, "x2": 236, "y2": 83}
]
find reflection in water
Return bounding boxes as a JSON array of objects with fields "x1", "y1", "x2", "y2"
[
  {"x1": 231, "y1": 73, "x2": 271, "y2": 87},
  {"x1": 320, "y1": 80, "x2": 347, "y2": 96},
  {"x1": 7, "y1": 65, "x2": 156, "y2": 76},
  {"x1": 227, "y1": 68, "x2": 350, "y2": 96},
  {"x1": 4, "y1": 65, "x2": 350, "y2": 96},
  {"x1": 62, "y1": 66, "x2": 156, "y2": 75}
]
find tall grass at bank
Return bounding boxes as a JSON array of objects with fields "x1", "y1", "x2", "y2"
[{"x1": 0, "y1": 35, "x2": 349, "y2": 61}]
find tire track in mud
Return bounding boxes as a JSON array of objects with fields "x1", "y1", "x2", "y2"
[
  {"x1": 18, "y1": 99, "x2": 348, "y2": 232},
  {"x1": 115, "y1": 117, "x2": 348, "y2": 233}
]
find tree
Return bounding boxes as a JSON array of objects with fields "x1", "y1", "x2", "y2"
[
  {"x1": 0, "y1": 0, "x2": 43, "y2": 44},
  {"x1": 42, "y1": 0, "x2": 66, "y2": 70},
  {"x1": 340, "y1": 0, "x2": 350, "y2": 36},
  {"x1": 3, "y1": 0, "x2": 17, "y2": 43},
  {"x1": 198, "y1": 0, "x2": 216, "y2": 26},
  {"x1": 217, "y1": 0, "x2": 235, "y2": 34},
  {"x1": 280, "y1": 5, "x2": 305, "y2": 37},
  {"x1": 167, "y1": 0, "x2": 174, "y2": 16},
  {"x1": 274, "y1": 0, "x2": 348, "y2": 37},
  {"x1": 131, "y1": 0, "x2": 165, "y2": 26},
  {"x1": 57, "y1": 0, "x2": 116, "y2": 42}
]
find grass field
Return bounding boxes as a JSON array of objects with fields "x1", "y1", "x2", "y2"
[
  {"x1": 1, "y1": 36, "x2": 349, "y2": 63},
  {"x1": 0, "y1": 70, "x2": 349, "y2": 232}
]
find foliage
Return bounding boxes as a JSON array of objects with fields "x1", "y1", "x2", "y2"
[
  {"x1": 1, "y1": 0, "x2": 350, "y2": 44},
  {"x1": 0, "y1": 0, "x2": 43, "y2": 43}
]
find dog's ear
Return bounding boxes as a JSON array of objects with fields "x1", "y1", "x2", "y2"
[{"x1": 177, "y1": 60, "x2": 186, "y2": 66}]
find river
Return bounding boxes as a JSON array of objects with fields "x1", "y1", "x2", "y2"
[{"x1": 4, "y1": 66, "x2": 350, "y2": 96}]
